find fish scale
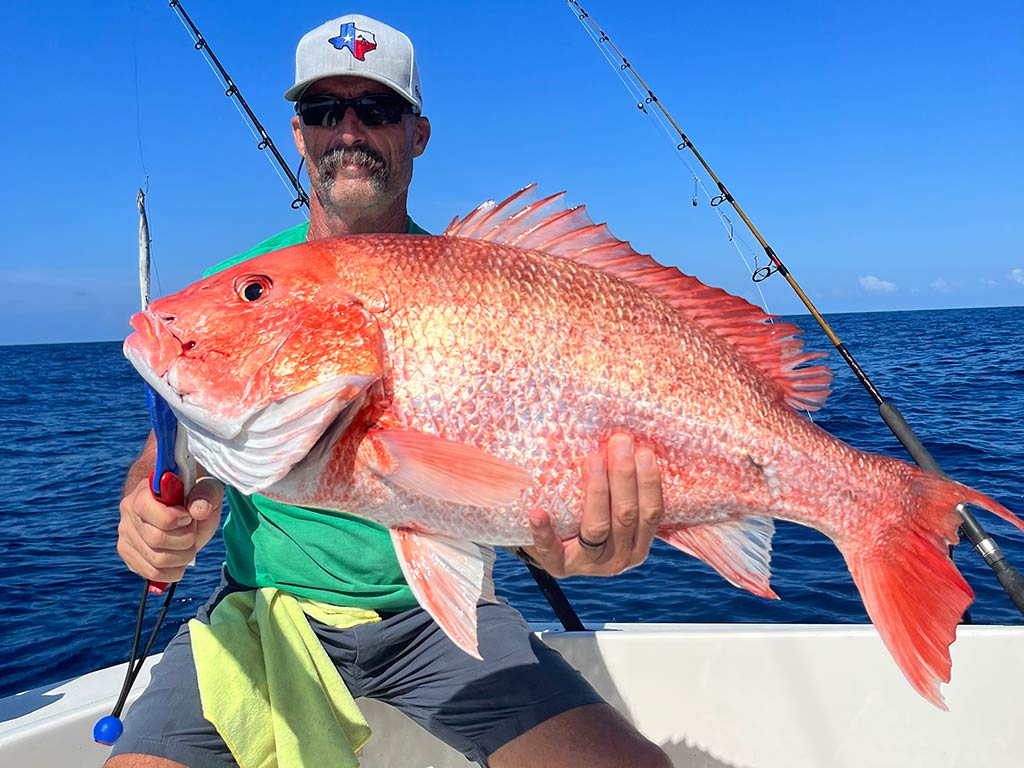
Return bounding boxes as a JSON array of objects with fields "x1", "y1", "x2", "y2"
[
  {"x1": 124, "y1": 184, "x2": 1024, "y2": 707},
  {"x1": 380, "y1": 249, "x2": 674, "y2": 534}
]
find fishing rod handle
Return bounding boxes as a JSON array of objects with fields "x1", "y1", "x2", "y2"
[
  {"x1": 880, "y1": 400, "x2": 1024, "y2": 613},
  {"x1": 145, "y1": 469, "x2": 185, "y2": 595},
  {"x1": 961, "y1": 507, "x2": 1024, "y2": 614},
  {"x1": 988, "y1": 554, "x2": 1024, "y2": 614}
]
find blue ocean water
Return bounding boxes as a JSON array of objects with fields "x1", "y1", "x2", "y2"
[{"x1": 1, "y1": 306, "x2": 1023, "y2": 699}]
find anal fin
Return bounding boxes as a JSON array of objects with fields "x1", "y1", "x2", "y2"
[{"x1": 659, "y1": 516, "x2": 778, "y2": 599}]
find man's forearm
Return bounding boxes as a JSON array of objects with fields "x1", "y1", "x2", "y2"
[{"x1": 123, "y1": 432, "x2": 158, "y2": 497}]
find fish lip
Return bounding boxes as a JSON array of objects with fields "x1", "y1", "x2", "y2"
[
  {"x1": 125, "y1": 310, "x2": 185, "y2": 379},
  {"x1": 124, "y1": 345, "x2": 241, "y2": 442},
  {"x1": 124, "y1": 310, "x2": 228, "y2": 435}
]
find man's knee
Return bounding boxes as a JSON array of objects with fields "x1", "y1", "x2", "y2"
[
  {"x1": 489, "y1": 702, "x2": 673, "y2": 767},
  {"x1": 611, "y1": 723, "x2": 673, "y2": 768},
  {"x1": 633, "y1": 737, "x2": 674, "y2": 768}
]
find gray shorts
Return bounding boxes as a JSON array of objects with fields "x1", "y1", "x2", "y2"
[{"x1": 108, "y1": 570, "x2": 604, "y2": 767}]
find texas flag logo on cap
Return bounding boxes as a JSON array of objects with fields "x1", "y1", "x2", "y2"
[{"x1": 329, "y1": 22, "x2": 378, "y2": 61}]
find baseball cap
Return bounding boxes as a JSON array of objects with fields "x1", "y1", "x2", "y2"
[{"x1": 284, "y1": 14, "x2": 422, "y2": 112}]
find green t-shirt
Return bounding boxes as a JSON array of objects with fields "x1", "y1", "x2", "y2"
[{"x1": 204, "y1": 216, "x2": 429, "y2": 610}]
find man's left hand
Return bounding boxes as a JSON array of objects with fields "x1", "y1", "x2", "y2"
[{"x1": 522, "y1": 432, "x2": 664, "y2": 577}]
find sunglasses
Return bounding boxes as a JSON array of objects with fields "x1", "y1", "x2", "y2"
[{"x1": 296, "y1": 94, "x2": 417, "y2": 128}]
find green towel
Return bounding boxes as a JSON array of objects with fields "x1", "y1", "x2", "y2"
[{"x1": 189, "y1": 587, "x2": 380, "y2": 768}]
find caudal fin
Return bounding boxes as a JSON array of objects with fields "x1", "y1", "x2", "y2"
[{"x1": 842, "y1": 470, "x2": 1023, "y2": 709}]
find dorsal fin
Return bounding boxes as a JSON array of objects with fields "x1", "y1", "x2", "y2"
[{"x1": 444, "y1": 185, "x2": 832, "y2": 411}]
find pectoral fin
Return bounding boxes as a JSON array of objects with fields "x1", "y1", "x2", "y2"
[
  {"x1": 390, "y1": 528, "x2": 496, "y2": 658},
  {"x1": 367, "y1": 429, "x2": 532, "y2": 507}
]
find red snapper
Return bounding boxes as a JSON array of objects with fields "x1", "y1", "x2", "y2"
[{"x1": 123, "y1": 186, "x2": 1023, "y2": 708}]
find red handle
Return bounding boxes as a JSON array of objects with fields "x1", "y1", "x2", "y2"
[{"x1": 147, "y1": 471, "x2": 186, "y2": 594}]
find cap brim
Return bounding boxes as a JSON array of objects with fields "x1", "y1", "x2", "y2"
[{"x1": 284, "y1": 73, "x2": 419, "y2": 111}]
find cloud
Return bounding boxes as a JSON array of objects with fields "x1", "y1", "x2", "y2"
[
  {"x1": 858, "y1": 275, "x2": 897, "y2": 294},
  {"x1": 929, "y1": 279, "x2": 963, "y2": 293},
  {"x1": 1011, "y1": 268, "x2": 1024, "y2": 286},
  {"x1": 981, "y1": 278, "x2": 997, "y2": 286}
]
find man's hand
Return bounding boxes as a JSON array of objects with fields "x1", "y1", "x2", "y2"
[
  {"x1": 523, "y1": 433, "x2": 664, "y2": 577},
  {"x1": 117, "y1": 474, "x2": 223, "y2": 584}
]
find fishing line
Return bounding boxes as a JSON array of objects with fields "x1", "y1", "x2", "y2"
[
  {"x1": 565, "y1": 0, "x2": 1024, "y2": 615},
  {"x1": 130, "y1": 2, "x2": 166, "y2": 334},
  {"x1": 169, "y1": 0, "x2": 310, "y2": 213},
  {"x1": 571, "y1": 7, "x2": 773, "y2": 313},
  {"x1": 93, "y1": 581, "x2": 178, "y2": 745},
  {"x1": 130, "y1": 1, "x2": 149, "y2": 180}
]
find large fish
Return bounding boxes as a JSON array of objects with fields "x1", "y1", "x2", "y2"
[{"x1": 124, "y1": 186, "x2": 1023, "y2": 708}]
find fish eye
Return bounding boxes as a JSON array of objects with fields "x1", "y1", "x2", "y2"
[{"x1": 236, "y1": 275, "x2": 272, "y2": 302}]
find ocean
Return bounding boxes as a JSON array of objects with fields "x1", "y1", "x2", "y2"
[{"x1": 1, "y1": 306, "x2": 1023, "y2": 699}]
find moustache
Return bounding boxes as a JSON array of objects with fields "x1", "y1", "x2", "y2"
[{"x1": 318, "y1": 145, "x2": 388, "y2": 177}]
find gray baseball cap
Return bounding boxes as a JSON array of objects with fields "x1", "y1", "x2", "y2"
[{"x1": 284, "y1": 14, "x2": 422, "y2": 112}]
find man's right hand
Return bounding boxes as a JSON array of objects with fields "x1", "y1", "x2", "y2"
[{"x1": 117, "y1": 473, "x2": 223, "y2": 584}]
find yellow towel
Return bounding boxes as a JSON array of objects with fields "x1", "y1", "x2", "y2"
[{"x1": 189, "y1": 587, "x2": 380, "y2": 768}]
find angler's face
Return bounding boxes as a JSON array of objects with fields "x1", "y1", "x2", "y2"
[{"x1": 292, "y1": 76, "x2": 430, "y2": 219}]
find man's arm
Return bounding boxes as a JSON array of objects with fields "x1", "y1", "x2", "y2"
[
  {"x1": 522, "y1": 432, "x2": 664, "y2": 577},
  {"x1": 117, "y1": 431, "x2": 224, "y2": 583}
]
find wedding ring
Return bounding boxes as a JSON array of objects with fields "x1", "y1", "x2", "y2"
[{"x1": 577, "y1": 532, "x2": 609, "y2": 551}]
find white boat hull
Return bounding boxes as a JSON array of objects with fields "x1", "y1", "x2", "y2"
[{"x1": 2, "y1": 623, "x2": 1021, "y2": 767}]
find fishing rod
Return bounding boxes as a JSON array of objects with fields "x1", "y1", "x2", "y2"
[
  {"x1": 97, "y1": 10, "x2": 315, "y2": 738},
  {"x1": 94, "y1": 189, "x2": 188, "y2": 745},
  {"x1": 168, "y1": 0, "x2": 309, "y2": 210},
  {"x1": 565, "y1": 0, "x2": 1024, "y2": 615}
]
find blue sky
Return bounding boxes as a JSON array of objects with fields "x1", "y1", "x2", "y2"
[{"x1": 1, "y1": 1, "x2": 1021, "y2": 345}]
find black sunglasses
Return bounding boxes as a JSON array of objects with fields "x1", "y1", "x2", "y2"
[{"x1": 296, "y1": 94, "x2": 417, "y2": 128}]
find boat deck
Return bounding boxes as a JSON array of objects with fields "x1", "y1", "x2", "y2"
[{"x1": 1, "y1": 623, "x2": 1020, "y2": 767}]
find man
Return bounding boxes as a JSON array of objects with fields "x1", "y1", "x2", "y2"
[{"x1": 109, "y1": 14, "x2": 671, "y2": 768}]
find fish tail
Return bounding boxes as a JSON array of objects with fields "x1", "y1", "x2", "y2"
[{"x1": 841, "y1": 468, "x2": 1023, "y2": 710}]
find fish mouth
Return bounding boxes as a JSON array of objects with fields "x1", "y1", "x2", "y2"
[
  {"x1": 124, "y1": 310, "x2": 222, "y2": 438},
  {"x1": 124, "y1": 310, "x2": 185, "y2": 379}
]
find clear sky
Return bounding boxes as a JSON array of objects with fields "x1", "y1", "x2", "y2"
[{"x1": 1, "y1": 1, "x2": 1021, "y2": 345}]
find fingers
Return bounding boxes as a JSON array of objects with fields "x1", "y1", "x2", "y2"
[
  {"x1": 117, "y1": 477, "x2": 204, "y2": 583},
  {"x1": 187, "y1": 476, "x2": 224, "y2": 521},
  {"x1": 521, "y1": 432, "x2": 666, "y2": 579},
  {"x1": 531, "y1": 433, "x2": 665, "y2": 578},
  {"x1": 189, "y1": 476, "x2": 225, "y2": 552},
  {"x1": 631, "y1": 446, "x2": 664, "y2": 567},
  {"x1": 524, "y1": 508, "x2": 568, "y2": 578},
  {"x1": 577, "y1": 453, "x2": 612, "y2": 559},
  {"x1": 605, "y1": 434, "x2": 640, "y2": 570}
]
